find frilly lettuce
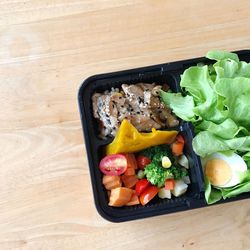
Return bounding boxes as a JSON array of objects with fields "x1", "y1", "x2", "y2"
[{"x1": 160, "y1": 50, "x2": 250, "y2": 204}]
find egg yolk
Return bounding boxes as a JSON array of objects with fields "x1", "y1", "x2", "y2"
[{"x1": 205, "y1": 158, "x2": 232, "y2": 186}]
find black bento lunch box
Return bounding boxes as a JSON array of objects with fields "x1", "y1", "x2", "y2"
[{"x1": 78, "y1": 50, "x2": 250, "y2": 222}]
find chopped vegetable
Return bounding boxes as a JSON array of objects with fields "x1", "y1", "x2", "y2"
[
  {"x1": 144, "y1": 162, "x2": 173, "y2": 187},
  {"x1": 126, "y1": 191, "x2": 140, "y2": 206},
  {"x1": 124, "y1": 153, "x2": 138, "y2": 170},
  {"x1": 99, "y1": 154, "x2": 127, "y2": 175},
  {"x1": 140, "y1": 144, "x2": 172, "y2": 160},
  {"x1": 123, "y1": 153, "x2": 137, "y2": 175},
  {"x1": 137, "y1": 170, "x2": 145, "y2": 179},
  {"x1": 121, "y1": 175, "x2": 138, "y2": 188},
  {"x1": 171, "y1": 135, "x2": 185, "y2": 156},
  {"x1": 106, "y1": 119, "x2": 178, "y2": 155},
  {"x1": 101, "y1": 134, "x2": 189, "y2": 206},
  {"x1": 183, "y1": 176, "x2": 191, "y2": 184},
  {"x1": 171, "y1": 180, "x2": 188, "y2": 197},
  {"x1": 178, "y1": 154, "x2": 189, "y2": 169},
  {"x1": 135, "y1": 179, "x2": 150, "y2": 196},
  {"x1": 170, "y1": 165, "x2": 188, "y2": 180},
  {"x1": 136, "y1": 155, "x2": 151, "y2": 170},
  {"x1": 165, "y1": 179, "x2": 175, "y2": 190},
  {"x1": 143, "y1": 144, "x2": 188, "y2": 187},
  {"x1": 124, "y1": 167, "x2": 136, "y2": 176},
  {"x1": 162, "y1": 156, "x2": 172, "y2": 168},
  {"x1": 139, "y1": 186, "x2": 159, "y2": 205},
  {"x1": 102, "y1": 175, "x2": 122, "y2": 190},
  {"x1": 108, "y1": 187, "x2": 133, "y2": 207},
  {"x1": 158, "y1": 188, "x2": 171, "y2": 199},
  {"x1": 176, "y1": 134, "x2": 185, "y2": 144}
]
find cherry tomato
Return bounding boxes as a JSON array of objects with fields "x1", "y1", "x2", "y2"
[
  {"x1": 136, "y1": 155, "x2": 151, "y2": 170},
  {"x1": 135, "y1": 179, "x2": 150, "y2": 196},
  {"x1": 99, "y1": 154, "x2": 127, "y2": 176},
  {"x1": 139, "y1": 186, "x2": 159, "y2": 205}
]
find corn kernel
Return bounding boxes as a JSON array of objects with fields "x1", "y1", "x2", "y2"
[{"x1": 162, "y1": 156, "x2": 172, "y2": 168}]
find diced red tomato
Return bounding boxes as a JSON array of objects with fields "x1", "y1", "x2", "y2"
[
  {"x1": 121, "y1": 175, "x2": 138, "y2": 188},
  {"x1": 99, "y1": 154, "x2": 127, "y2": 176},
  {"x1": 139, "y1": 186, "x2": 159, "y2": 206},
  {"x1": 165, "y1": 179, "x2": 175, "y2": 190},
  {"x1": 135, "y1": 179, "x2": 150, "y2": 196},
  {"x1": 136, "y1": 155, "x2": 151, "y2": 169}
]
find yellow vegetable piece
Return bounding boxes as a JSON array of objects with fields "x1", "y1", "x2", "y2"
[
  {"x1": 162, "y1": 156, "x2": 172, "y2": 168},
  {"x1": 106, "y1": 119, "x2": 178, "y2": 155}
]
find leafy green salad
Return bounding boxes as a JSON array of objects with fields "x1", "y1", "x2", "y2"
[{"x1": 160, "y1": 50, "x2": 250, "y2": 204}]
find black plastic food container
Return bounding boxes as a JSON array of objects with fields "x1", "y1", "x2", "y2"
[{"x1": 78, "y1": 50, "x2": 250, "y2": 222}]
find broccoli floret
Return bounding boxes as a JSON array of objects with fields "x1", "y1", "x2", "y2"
[
  {"x1": 170, "y1": 165, "x2": 188, "y2": 180},
  {"x1": 140, "y1": 145, "x2": 189, "y2": 187},
  {"x1": 140, "y1": 145, "x2": 171, "y2": 160},
  {"x1": 144, "y1": 162, "x2": 173, "y2": 188}
]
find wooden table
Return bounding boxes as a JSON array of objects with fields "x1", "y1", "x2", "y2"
[{"x1": 1, "y1": 1, "x2": 250, "y2": 249}]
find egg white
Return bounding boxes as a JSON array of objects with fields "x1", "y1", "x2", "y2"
[{"x1": 202, "y1": 152, "x2": 247, "y2": 188}]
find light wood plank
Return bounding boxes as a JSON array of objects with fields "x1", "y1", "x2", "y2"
[{"x1": 1, "y1": 1, "x2": 250, "y2": 249}]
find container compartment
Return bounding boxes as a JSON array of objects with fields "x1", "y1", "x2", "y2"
[{"x1": 79, "y1": 67, "x2": 204, "y2": 222}]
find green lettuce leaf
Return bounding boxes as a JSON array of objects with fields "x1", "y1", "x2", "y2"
[
  {"x1": 160, "y1": 91, "x2": 197, "y2": 122},
  {"x1": 160, "y1": 50, "x2": 250, "y2": 204},
  {"x1": 206, "y1": 50, "x2": 239, "y2": 62}
]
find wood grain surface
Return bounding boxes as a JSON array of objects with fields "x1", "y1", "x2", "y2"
[{"x1": 1, "y1": 1, "x2": 250, "y2": 249}]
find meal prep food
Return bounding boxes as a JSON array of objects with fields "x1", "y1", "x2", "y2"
[
  {"x1": 79, "y1": 49, "x2": 250, "y2": 221},
  {"x1": 161, "y1": 50, "x2": 250, "y2": 204},
  {"x1": 98, "y1": 120, "x2": 190, "y2": 207},
  {"x1": 92, "y1": 83, "x2": 179, "y2": 138}
]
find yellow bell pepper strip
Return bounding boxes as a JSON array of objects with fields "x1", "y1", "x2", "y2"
[{"x1": 106, "y1": 119, "x2": 178, "y2": 155}]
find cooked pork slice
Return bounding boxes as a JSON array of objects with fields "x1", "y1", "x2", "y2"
[
  {"x1": 121, "y1": 84, "x2": 144, "y2": 99},
  {"x1": 127, "y1": 114, "x2": 162, "y2": 131},
  {"x1": 136, "y1": 83, "x2": 156, "y2": 91},
  {"x1": 92, "y1": 82, "x2": 179, "y2": 138},
  {"x1": 165, "y1": 112, "x2": 179, "y2": 127}
]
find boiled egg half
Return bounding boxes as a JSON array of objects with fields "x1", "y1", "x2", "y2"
[{"x1": 201, "y1": 152, "x2": 247, "y2": 188}]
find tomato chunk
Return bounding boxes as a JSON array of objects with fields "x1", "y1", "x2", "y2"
[
  {"x1": 135, "y1": 179, "x2": 150, "y2": 196},
  {"x1": 136, "y1": 155, "x2": 151, "y2": 170},
  {"x1": 140, "y1": 186, "x2": 158, "y2": 205},
  {"x1": 99, "y1": 154, "x2": 127, "y2": 176}
]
